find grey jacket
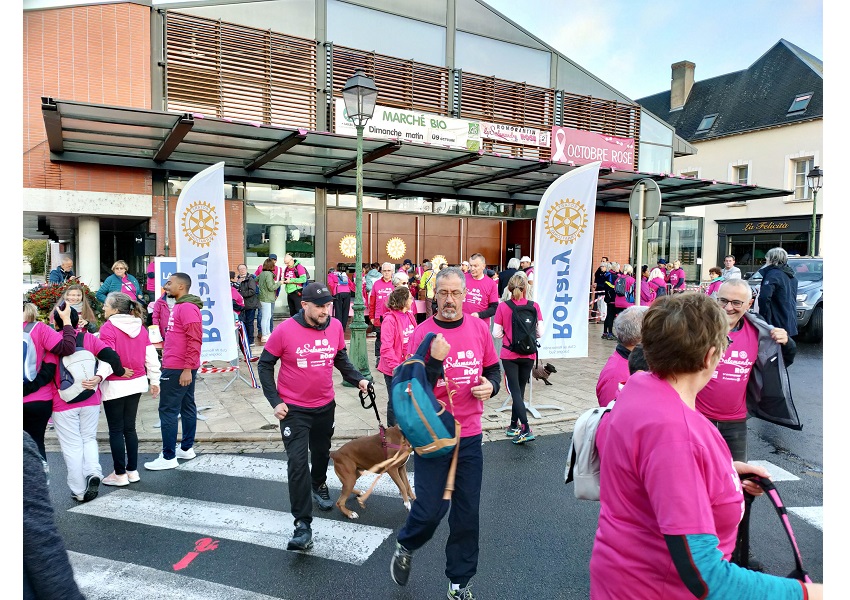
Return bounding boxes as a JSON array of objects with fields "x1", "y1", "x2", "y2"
[{"x1": 743, "y1": 311, "x2": 802, "y2": 430}]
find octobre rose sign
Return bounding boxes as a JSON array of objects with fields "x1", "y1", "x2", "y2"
[{"x1": 549, "y1": 126, "x2": 635, "y2": 171}]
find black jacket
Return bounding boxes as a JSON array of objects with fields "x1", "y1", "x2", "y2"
[
  {"x1": 237, "y1": 275, "x2": 260, "y2": 310},
  {"x1": 757, "y1": 264, "x2": 799, "y2": 336},
  {"x1": 498, "y1": 268, "x2": 518, "y2": 298}
]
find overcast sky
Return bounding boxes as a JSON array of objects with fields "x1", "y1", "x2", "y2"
[{"x1": 483, "y1": 0, "x2": 824, "y2": 100}]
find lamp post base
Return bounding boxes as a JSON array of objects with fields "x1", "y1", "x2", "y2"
[{"x1": 344, "y1": 303, "x2": 373, "y2": 386}]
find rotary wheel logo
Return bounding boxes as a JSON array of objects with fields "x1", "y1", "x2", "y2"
[
  {"x1": 544, "y1": 198, "x2": 587, "y2": 245},
  {"x1": 431, "y1": 254, "x2": 448, "y2": 269},
  {"x1": 386, "y1": 237, "x2": 406, "y2": 260},
  {"x1": 339, "y1": 235, "x2": 357, "y2": 258},
  {"x1": 181, "y1": 201, "x2": 220, "y2": 248}
]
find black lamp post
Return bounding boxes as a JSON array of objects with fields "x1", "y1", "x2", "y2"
[
  {"x1": 341, "y1": 69, "x2": 378, "y2": 380},
  {"x1": 806, "y1": 165, "x2": 823, "y2": 256}
]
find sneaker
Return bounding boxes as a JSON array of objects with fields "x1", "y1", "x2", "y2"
[
  {"x1": 512, "y1": 427, "x2": 535, "y2": 444},
  {"x1": 601, "y1": 333, "x2": 610, "y2": 339},
  {"x1": 287, "y1": 521, "x2": 313, "y2": 551},
  {"x1": 71, "y1": 492, "x2": 85, "y2": 502},
  {"x1": 126, "y1": 470, "x2": 141, "y2": 483},
  {"x1": 390, "y1": 542, "x2": 413, "y2": 586},
  {"x1": 144, "y1": 454, "x2": 179, "y2": 471},
  {"x1": 312, "y1": 483, "x2": 333, "y2": 511},
  {"x1": 102, "y1": 472, "x2": 130, "y2": 487},
  {"x1": 175, "y1": 445, "x2": 196, "y2": 460},
  {"x1": 83, "y1": 474, "x2": 101, "y2": 502},
  {"x1": 505, "y1": 425, "x2": 520, "y2": 438},
  {"x1": 447, "y1": 583, "x2": 476, "y2": 599}
]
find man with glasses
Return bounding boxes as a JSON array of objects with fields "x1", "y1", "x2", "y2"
[
  {"x1": 390, "y1": 267, "x2": 500, "y2": 600},
  {"x1": 695, "y1": 278, "x2": 797, "y2": 571},
  {"x1": 369, "y1": 263, "x2": 396, "y2": 368}
]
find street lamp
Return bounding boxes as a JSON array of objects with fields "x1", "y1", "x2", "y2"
[
  {"x1": 806, "y1": 165, "x2": 823, "y2": 256},
  {"x1": 341, "y1": 68, "x2": 378, "y2": 381}
]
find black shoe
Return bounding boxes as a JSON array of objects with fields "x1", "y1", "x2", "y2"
[
  {"x1": 390, "y1": 542, "x2": 413, "y2": 586},
  {"x1": 312, "y1": 483, "x2": 334, "y2": 511},
  {"x1": 287, "y1": 521, "x2": 313, "y2": 551},
  {"x1": 83, "y1": 474, "x2": 101, "y2": 502}
]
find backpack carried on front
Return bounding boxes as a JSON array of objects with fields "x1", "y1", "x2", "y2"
[
  {"x1": 58, "y1": 332, "x2": 98, "y2": 403},
  {"x1": 391, "y1": 331, "x2": 461, "y2": 499},
  {"x1": 504, "y1": 300, "x2": 539, "y2": 355},
  {"x1": 23, "y1": 322, "x2": 38, "y2": 383},
  {"x1": 564, "y1": 401, "x2": 614, "y2": 501}
]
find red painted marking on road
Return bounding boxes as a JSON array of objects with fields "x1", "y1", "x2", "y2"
[{"x1": 173, "y1": 537, "x2": 220, "y2": 571}]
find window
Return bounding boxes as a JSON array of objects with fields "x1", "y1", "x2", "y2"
[
  {"x1": 734, "y1": 165, "x2": 749, "y2": 185},
  {"x1": 788, "y1": 93, "x2": 813, "y2": 114},
  {"x1": 680, "y1": 170, "x2": 698, "y2": 178},
  {"x1": 695, "y1": 114, "x2": 717, "y2": 132},
  {"x1": 793, "y1": 158, "x2": 814, "y2": 199}
]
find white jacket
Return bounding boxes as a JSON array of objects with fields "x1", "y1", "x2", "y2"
[{"x1": 99, "y1": 314, "x2": 162, "y2": 401}]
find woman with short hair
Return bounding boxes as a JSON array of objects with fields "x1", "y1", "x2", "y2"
[
  {"x1": 647, "y1": 267, "x2": 668, "y2": 300},
  {"x1": 97, "y1": 292, "x2": 161, "y2": 486},
  {"x1": 704, "y1": 267, "x2": 724, "y2": 298},
  {"x1": 96, "y1": 260, "x2": 145, "y2": 304},
  {"x1": 377, "y1": 286, "x2": 417, "y2": 426},
  {"x1": 590, "y1": 293, "x2": 822, "y2": 599}
]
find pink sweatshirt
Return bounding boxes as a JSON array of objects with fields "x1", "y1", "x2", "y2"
[
  {"x1": 161, "y1": 300, "x2": 203, "y2": 370},
  {"x1": 378, "y1": 309, "x2": 417, "y2": 376}
]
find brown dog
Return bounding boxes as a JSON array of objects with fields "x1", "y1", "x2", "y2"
[{"x1": 329, "y1": 425, "x2": 415, "y2": 519}]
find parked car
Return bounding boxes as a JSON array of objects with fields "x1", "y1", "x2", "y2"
[{"x1": 747, "y1": 256, "x2": 822, "y2": 342}]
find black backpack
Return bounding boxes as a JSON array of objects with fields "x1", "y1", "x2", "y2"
[
  {"x1": 504, "y1": 300, "x2": 539, "y2": 355},
  {"x1": 614, "y1": 276, "x2": 627, "y2": 297}
]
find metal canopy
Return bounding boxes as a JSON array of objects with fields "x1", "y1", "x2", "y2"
[{"x1": 40, "y1": 99, "x2": 793, "y2": 211}]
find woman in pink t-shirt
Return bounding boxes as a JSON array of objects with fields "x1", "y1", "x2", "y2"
[
  {"x1": 378, "y1": 286, "x2": 417, "y2": 426},
  {"x1": 493, "y1": 272, "x2": 542, "y2": 444},
  {"x1": 590, "y1": 293, "x2": 821, "y2": 599},
  {"x1": 704, "y1": 266, "x2": 724, "y2": 298}
]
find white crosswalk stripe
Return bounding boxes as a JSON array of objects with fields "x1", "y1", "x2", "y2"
[
  {"x1": 747, "y1": 460, "x2": 800, "y2": 482},
  {"x1": 177, "y1": 454, "x2": 416, "y2": 499},
  {"x1": 787, "y1": 507, "x2": 823, "y2": 531},
  {"x1": 68, "y1": 551, "x2": 285, "y2": 600},
  {"x1": 69, "y1": 490, "x2": 393, "y2": 565}
]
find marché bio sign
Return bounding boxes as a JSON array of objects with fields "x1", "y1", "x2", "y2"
[{"x1": 334, "y1": 99, "x2": 481, "y2": 151}]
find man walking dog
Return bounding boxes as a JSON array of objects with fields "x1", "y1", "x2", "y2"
[
  {"x1": 258, "y1": 282, "x2": 369, "y2": 551},
  {"x1": 390, "y1": 267, "x2": 500, "y2": 600}
]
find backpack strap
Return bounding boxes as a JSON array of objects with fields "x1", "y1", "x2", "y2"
[
  {"x1": 24, "y1": 322, "x2": 38, "y2": 334},
  {"x1": 75, "y1": 331, "x2": 87, "y2": 348},
  {"x1": 412, "y1": 331, "x2": 437, "y2": 360}
]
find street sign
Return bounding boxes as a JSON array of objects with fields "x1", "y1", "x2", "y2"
[{"x1": 629, "y1": 179, "x2": 662, "y2": 229}]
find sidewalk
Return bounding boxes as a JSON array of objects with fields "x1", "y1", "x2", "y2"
[{"x1": 45, "y1": 321, "x2": 616, "y2": 451}]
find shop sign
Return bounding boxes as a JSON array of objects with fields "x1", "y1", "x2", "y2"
[
  {"x1": 481, "y1": 122, "x2": 550, "y2": 148},
  {"x1": 744, "y1": 221, "x2": 789, "y2": 231},
  {"x1": 550, "y1": 125, "x2": 634, "y2": 171},
  {"x1": 334, "y1": 99, "x2": 481, "y2": 151}
]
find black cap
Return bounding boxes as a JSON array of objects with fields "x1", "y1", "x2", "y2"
[
  {"x1": 657, "y1": 258, "x2": 668, "y2": 264},
  {"x1": 403, "y1": 259, "x2": 413, "y2": 265},
  {"x1": 301, "y1": 282, "x2": 333, "y2": 305}
]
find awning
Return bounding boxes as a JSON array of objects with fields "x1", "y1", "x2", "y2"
[{"x1": 41, "y1": 98, "x2": 792, "y2": 213}]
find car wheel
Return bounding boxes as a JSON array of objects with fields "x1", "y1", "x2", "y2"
[{"x1": 802, "y1": 304, "x2": 822, "y2": 343}]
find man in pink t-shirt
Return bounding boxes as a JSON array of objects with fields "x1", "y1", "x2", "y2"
[
  {"x1": 144, "y1": 273, "x2": 203, "y2": 472},
  {"x1": 463, "y1": 253, "x2": 499, "y2": 319},
  {"x1": 391, "y1": 267, "x2": 500, "y2": 598},
  {"x1": 258, "y1": 282, "x2": 369, "y2": 553},
  {"x1": 369, "y1": 262, "x2": 396, "y2": 366}
]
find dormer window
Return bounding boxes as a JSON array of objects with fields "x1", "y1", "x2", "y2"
[
  {"x1": 696, "y1": 114, "x2": 717, "y2": 132},
  {"x1": 788, "y1": 93, "x2": 813, "y2": 114}
]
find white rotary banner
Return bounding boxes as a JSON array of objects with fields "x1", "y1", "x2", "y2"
[
  {"x1": 174, "y1": 161, "x2": 238, "y2": 362},
  {"x1": 533, "y1": 161, "x2": 600, "y2": 359}
]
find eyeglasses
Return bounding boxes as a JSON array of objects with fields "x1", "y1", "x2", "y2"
[
  {"x1": 398, "y1": 281, "x2": 409, "y2": 286},
  {"x1": 436, "y1": 290, "x2": 464, "y2": 299},
  {"x1": 717, "y1": 297, "x2": 745, "y2": 308}
]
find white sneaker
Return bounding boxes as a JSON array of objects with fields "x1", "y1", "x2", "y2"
[
  {"x1": 102, "y1": 472, "x2": 129, "y2": 487},
  {"x1": 126, "y1": 470, "x2": 140, "y2": 483},
  {"x1": 175, "y1": 446, "x2": 196, "y2": 460},
  {"x1": 144, "y1": 454, "x2": 179, "y2": 470}
]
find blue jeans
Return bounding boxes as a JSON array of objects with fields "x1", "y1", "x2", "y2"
[
  {"x1": 260, "y1": 302, "x2": 274, "y2": 338},
  {"x1": 158, "y1": 368, "x2": 197, "y2": 460},
  {"x1": 240, "y1": 308, "x2": 257, "y2": 344}
]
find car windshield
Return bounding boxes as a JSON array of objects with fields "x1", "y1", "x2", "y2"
[{"x1": 750, "y1": 259, "x2": 822, "y2": 283}]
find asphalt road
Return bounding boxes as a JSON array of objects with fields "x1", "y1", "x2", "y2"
[{"x1": 48, "y1": 430, "x2": 823, "y2": 599}]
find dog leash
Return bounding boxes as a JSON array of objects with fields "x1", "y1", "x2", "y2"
[{"x1": 359, "y1": 382, "x2": 383, "y2": 428}]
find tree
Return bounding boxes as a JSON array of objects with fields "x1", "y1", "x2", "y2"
[{"x1": 23, "y1": 239, "x2": 48, "y2": 276}]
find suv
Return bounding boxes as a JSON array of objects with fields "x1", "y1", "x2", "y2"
[{"x1": 747, "y1": 256, "x2": 822, "y2": 342}]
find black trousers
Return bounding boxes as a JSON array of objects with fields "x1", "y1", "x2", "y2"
[
  {"x1": 373, "y1": 324, "x2": 382, "y2": 358},
  {"x1": 502, "y1": 358, "x2": 534, "y2": 427},
  {"x1": 383, "y1": 373, "x2": 397, "y2": 427},
  {"x1": 240, "y1": 308, "x2": 257, "y2": 344},
  {"x1": 23, "y1": 400, "x2": 53, "y2": 460},
  {"x1": 333, "y1": 292, "x2": 351, "y2": 332},
  {"x1": 103, "y1": 393, "x2": 141, "y2": 474},
  {"x1": 603, "y1": 301, "x2": 617, "y2": 334},
  {"x1": 287, "y1": 289, "x2": 302, "y2": 317},
  {"x1": 279, "y1": 402, "x2": 336, "y2": 526}
]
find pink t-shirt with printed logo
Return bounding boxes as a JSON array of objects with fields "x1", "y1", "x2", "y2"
[
  {"x1": 24, "y1": 321, "x2": 68, "y2": 403},
  {"x1": 590, "y1": 371, "x2": 744, "y2": 598},
  {"x1": 463, "y1": 273, "x2": 498, "y2": 315},
  {"x1": 494, "y1": 298, "x2": 542, "y2": 361},
  {"x1": 370, "y1": 279, "x2": 395, "y2": 322},
  {"x1": 408, "y1": 316, "x2": 499, "y2": 437},
  {"x1": 696, "y1": 318, "x2": 759, "y2": 421},
  {"x1": 264, "y1": 317, "x2": 346, "y2": 409}
]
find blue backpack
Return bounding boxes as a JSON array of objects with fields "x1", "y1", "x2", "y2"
[
  {"x1": 337, "y1": 271, "x2": 349, "y2": 286},
  {"x1": 23, "y1": 322, "x2": 38, "y2": 383},
  {"x1": 391, "y1": 332, "x2": 460, "y2": 459}
]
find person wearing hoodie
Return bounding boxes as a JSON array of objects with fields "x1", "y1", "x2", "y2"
[
  {"x1": 704, "y1": 267, "x2": 724, "y2": 298},
  {"x1": 258, "y1": 282, "x2": 369, "y2": 552},
  {"x1": 97, "y1": 293, "x2": 162, "y2": 486},
  {"x1": 756, "y1": 247, "x2": 799, "y2": 336},
  {"x1": 144, "y1": 272, "x2": 203, "y2": 471}
]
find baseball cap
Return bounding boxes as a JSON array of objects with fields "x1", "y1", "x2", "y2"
[
  {"x1": 269, "y1": 253, "x2": 278, "y2": 260},
  {"x1": 301, "y1": 282, "x2": 333, "y2": 305},
  {"x1": 462, "y1": 260, "x2": 470, "y2": 266},
  {"x1": 657, "y1": 258, "x2": 668, "y2": 264},
  {"x1": 520, "y1": 256, "x2": 531, "y2": 263},
  {"x1": 403, "y1": 259, "x2": 413, "y2": 266}
]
